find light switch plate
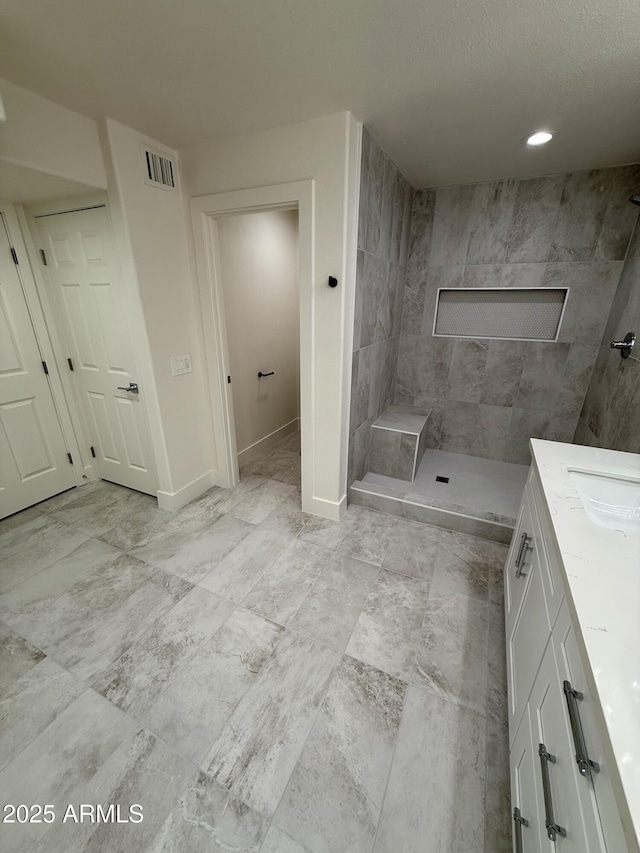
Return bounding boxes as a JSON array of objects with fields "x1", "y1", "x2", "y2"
[{"x1": 170, "y1": 354, "x2": 192, "y2": 376}]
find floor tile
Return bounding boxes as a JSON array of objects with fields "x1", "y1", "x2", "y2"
[
  {"x1": 19, "y1": 554, "x2": 192, "y2": 682},
  {"x1": 241, "y1": 449, "x2": 301, "y2": 486},
  {"x1": 0, "y1": 657, "x2": 84, "y2": 772},
  {"x1": 146, "y1": 514, "x2": 255, "y2": 583},
  {"x1": 0, "y1": 516, "x2": 89, "y2": 594},
  {"x1": 98, "y1": 502, "x2": 173, "y2": 550},
  {"x1": 260, "y1": 492, "x2": 311, "y2": 537},
  {"x1": 346, "y1": 569, "x2": 430, "y2": 682},
  {"x1": 204, "y1": 631, "x2": 339, "y2": 817},
  {"x1": 149, "y1": 770, "x2": 269, "y2": 852},
  {"x1": 198, "y1": 526, "x2": 293, "y2": 602},
  {"x1": 487, "y1": 603, "x2": 508, "y2": 726},
  {"x1": 275, "y1": 655, "x2": 406, "y2": 853},
  {"x1": 93, "y1": 586, "x2": 235, "y2": 719},
  {"x1": 373, "y1": 685, "x2": 486, "y2": 853},
  {"x1": 261, "y1": 825, "x2": 310, "y2": 852},
  {"x1": 242, "y1": 539, "x2": 333, "y2": 625},
  {"x1": 32, "y1": 729, "x2": 194, "y2": 853},
  {"x1": 0, "y1": 689, "x2": 136, "y2": 853},
  {"x1": 381, "y1": 518, "x2": 441, "y2": 581},
  {"x1": 337, "y1": 507, "x2": 398, "y2": 566},
  {"x1": 289, "y1": 554, "x2": 378, "y2": 651},
  {"x1": 47, "y1": 482, "x2": 150, "y2": 537},
  {"x1": 127, "y1": 507, "x2": 221, "y2": 570},
  {"x1": 0, "y1": 505, "x2": 42, "y2": 535},
  {"x1": 413, "y1": 592, "x2": 489, "y2": 716},
  {"x1": 0, "y1": 538, "x2": 120, "y2": 625},
  {"x1": 429, "y1": 529, "x2": 495, "y2": 600},
  {"x1": 142, "y1": 607, "x2": 284, "y2": 765},
  {"x1": 0, "y1": 621, "x2": 45, "y2": 693},
  {"x1": 230, "y1": 479, "x2": 297, "y2": 524},
  {"x1": 485, "y1": 721, "x2": 512, "y2": 853}
]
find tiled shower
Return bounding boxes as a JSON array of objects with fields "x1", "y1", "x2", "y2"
[{"x1": 348, "y1": 127, "x2": 640, "y2": 533}]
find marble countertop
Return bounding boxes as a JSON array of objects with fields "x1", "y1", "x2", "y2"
[{"x1": 530, "y1": 438, "x2": 640, "y2": 851}]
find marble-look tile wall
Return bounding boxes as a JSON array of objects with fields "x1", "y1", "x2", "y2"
[
  {"x1": 576, "y1": 214, "x2": 640, "y2": 453},
  {"x1": 348, "y1": 128, "x2": 413, "y2": 484},
  {"x1": 396, "y1": 164, "x2": 640, "y2": 464}
]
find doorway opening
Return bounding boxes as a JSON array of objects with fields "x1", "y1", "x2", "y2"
[
  {"x1": 216, "y1": 208, "x2": 300, "y2": 489},
  {"x1": 191, "y1": 180, "x2": 313, "y2": 513}
]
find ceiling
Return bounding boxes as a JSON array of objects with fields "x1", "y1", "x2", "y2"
[
  {"x1": 0, "y1": 161, "x2": 97, "y2": 204},
  {"x1": 1, "y1": 0, "x2": 639, "y2": 188}
]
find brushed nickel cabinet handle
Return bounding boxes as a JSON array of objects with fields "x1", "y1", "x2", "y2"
[
  {"x1": 538, "y1": 743, "x2": 566, "y2": 841},
  {"x1": 563, "y1": 680, "x2": 600, "y2": 778},
  {"x1": 514, "y1": 532, "x2": 532, "y2": 577},
  {"x1": 513, "y1": 807, "x2": 529, "y2": 853}
]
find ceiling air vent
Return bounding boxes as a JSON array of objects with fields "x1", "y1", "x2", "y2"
[{"x1": 141, "y1": 145, "x2": 178, "y2": 192}]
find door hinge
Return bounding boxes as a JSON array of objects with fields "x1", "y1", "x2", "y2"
[
  {"x1": 39, "y1": 249, "x2": 48, "y2": 266},
  {"x1": 10, "y1": 247, "x2": 18, "y2": 264},
  {"x1": 90, "y1": 446, "x2": 96, "y2": 458},
  {"x1": 42, "y1": 360, "x2": 49, "y2": 375},
  {"x1": 67, "y1": 452, "x2": 73, "y2": 465},
  {"x1": 67, "y1": 357, "x2": 74, "y2": 371},
  {"x1": 227, "y1": 375, "x2": 231, "y2": 384}
]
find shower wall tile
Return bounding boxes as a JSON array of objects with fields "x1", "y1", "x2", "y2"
[
  {"x1": 576, "y1": 212, "x2": 640, "y2": 456},
  {"x1": 446, "y1": 339, "x2": 489, "y2": 403},
  {"x1": 549, "y1": 169, "x2": 609, "y2": 262},
  {"x1": 365, "y1": 135, "x2": 385, "y2": 257},
  {"x1": 358, "y1": 127, "x2": 370, "y2": 252},
  {"x1": 396, "y1": 163, "x2": 638, "y2": 464},
  {"x1": 596, "y1": 164, "x2": 640, "y2": 260},
  {"x1": 429, "y1": 184, "x2": 475, "y2": 266},
  {"x1": 505, "y1": 174, "x2": 564, "y2": 263},
  {"x1": 466, "y1": 179, "x2": 517, "y2": 264},
  {"x1": 348, "y1": 127, "x2": 413, "y2": 486}
]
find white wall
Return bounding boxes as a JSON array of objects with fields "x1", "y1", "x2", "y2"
[
  {"x1": 182, "y1": 111, "x2": 361, "y2": 518},
  {"x1": 0, "y1": 79, "x2": 106, "y2": 188},
  {"x1": 218, "y1": 210, "x2": 299, "y2": 461},
  {"x1": 101, "y1": 118, "x2": 215, "y2": 507}
]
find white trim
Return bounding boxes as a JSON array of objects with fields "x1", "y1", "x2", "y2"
[
  {"x1": 371, "y1": 423, "x2": 422, "y2": 436},
  {"x1": 237, "y1": 418, "x2": 299, "y2": 467},
  {"x1": 190, "y1": 181, "x2": 314, "y2": 507},
  {"x1": 157, "y1": 469, "x2": 216, "y2": 511},
  {"x1": 305, "y1": 493, "x2": 347, "y2": 522},
  {"x1": 432, "y1": 286, "x2": 570, "y2": 342}
]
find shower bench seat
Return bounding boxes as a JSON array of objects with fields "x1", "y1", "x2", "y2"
[{"x1": 369, "y1": 403, "x2": 430, "y2": 482}]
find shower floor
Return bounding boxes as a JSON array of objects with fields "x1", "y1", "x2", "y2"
[{"x1": 353, "y1": 450, "x2": 529, "y2": 541}]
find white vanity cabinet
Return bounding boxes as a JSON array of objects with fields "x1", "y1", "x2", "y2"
[{"x1": 505, "y1": 461, "x2": 631, "y2": 853}]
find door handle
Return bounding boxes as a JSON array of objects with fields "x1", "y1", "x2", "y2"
[
  {"x1": 514, "y1": 532, "x2": 532, "y2": 577},
  {"x1": 538, "y1": 743, "x2": 566, "y2": 841},
  {"x1": 117, "y1": 383, "x2": 139, "y2": 394},
  {"x1": 563, "y1": 680, "x2": 600, "y2": 778},
  {"x1": 513, "y1": 807, "x2": 529, "y2": 853}
]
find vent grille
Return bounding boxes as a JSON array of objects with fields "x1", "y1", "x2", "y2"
[{"x1": 142, "y1": 146, "x2": 177, "y2": 191}]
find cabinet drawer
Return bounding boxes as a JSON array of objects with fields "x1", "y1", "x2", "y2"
[
  {"x1": 529, "y1": 640, "x2": 605, "y2": 852},
  {"x1": 507, "y1": 553, "x2": 550, "y2": 744},
  {"x1": 505, "y1": 479, "x2": 544, "y2": 638},
  {"x1": 529, "y1": 465, "x2": 565, "y2": 627},
  {"x1": 511, "y1": 705, "x2": 545, "y2": 852},
  {"x1": 553, "y1": 605, "x2": 630, "y2": 852}
]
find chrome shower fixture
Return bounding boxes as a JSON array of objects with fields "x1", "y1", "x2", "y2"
[
  {"x1": 630, "y1": 194, "x2": 640, "y2": 206},
  {"x1": 610, "y1": 331, "x2": 636, "y2": 359}
]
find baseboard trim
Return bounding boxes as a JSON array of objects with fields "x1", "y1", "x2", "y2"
[
  {"x1": 303, "y1": 493, "x2": 347, "y2": 521},
  {"x1": 156, "y1": 470, "x2": 216, "y2": 512},
  {"x1": 237, "y1": 418, "x2": 300, "y2": 467}
]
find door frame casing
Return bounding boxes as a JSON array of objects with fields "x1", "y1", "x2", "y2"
[
  {"x1": 0, "y1": 199, "x2": 86, "y2": 488},
  {"x1": 191, "y1": 181, "x2": 314, "y2": 509}
]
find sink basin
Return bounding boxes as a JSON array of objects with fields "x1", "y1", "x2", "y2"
[{"x1": 568, "y1": 468, "x2": 640, "y2": 533}]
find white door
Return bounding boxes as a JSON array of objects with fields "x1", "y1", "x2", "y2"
[
  {"x1": 0, "y1": 214, "x2": 76, "y2": 518},
  {"x1": 36, "y1": 206, "x2": 157, "y2": 495}
]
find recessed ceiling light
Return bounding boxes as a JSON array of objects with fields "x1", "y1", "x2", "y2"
[{"x1": 523, "y1": 130, "x2": 555, "y2": 147}]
